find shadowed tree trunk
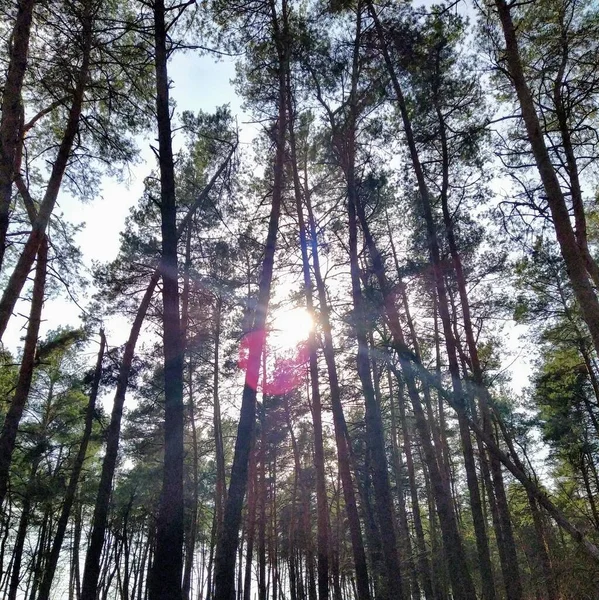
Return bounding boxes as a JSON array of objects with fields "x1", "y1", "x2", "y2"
[
  {"x1": 0, "y1": 0, "x2": 36, "y2": 269},
  {"x1": 304, "y1": 94, "x2": 371, "y2": 600},
  {"x1": 148, "y1": 0, "x2": 186, "y2": 595},
  {"x1": 213, "y1": 2, "x2": 288, "y2": 597},
  {"x1": 287, "y1": 81, "x2": 329, "y2": 600},
  {"x1": 0, "y1": 235, "x2": 47, "y2": 510},
  {"x1": 493, "y1": 0, "x2": 599, "y2": 358},
  {"x1": 37, "y1": 329, "x2": 107, "y2": 600}
]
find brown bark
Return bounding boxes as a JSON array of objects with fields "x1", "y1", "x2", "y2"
[
  {"x1": 0, "y1": 235, "x2": 47, "y2": 510},
  {"x1": 0, "y1": 0, "x2": 36, "y2": 269},
  {"x1": 0, "y1": 2, "x2": 94, "y2": 341},
  {"x1": 494, "y1": 0, "x2": 599, "y2": 357}
]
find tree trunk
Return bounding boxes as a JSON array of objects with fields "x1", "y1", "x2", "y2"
[
  {"x1": 304, "y1": 156, "x2": 371, "y2": 600},
  {"x1": 214, "y1": 295, "x2": 227, "y2": 535},
  {"x1": 37, "y1": 329, "x2": 106, "y2": 600},
  {"x1": 0, "y1": 0, "x2": 36, "y2": 269},
  {"x1": 182, "y1": 224, "x2": 199, "y2": 600},
  {"x1": 243, "y1": 438, "x2": 257, "y2": 600},
  {"x1": 213, "y1": 3, "x2": 287, "y2": 598},
  {"x1": 8, "y1": 459, "x2": 39, "y2": 600},
  {"x1": 394, "y1": 377, "x2": 434, "y2": 600},
  {"x1": 0, "y1": 235, "x2": 47, "y2": 509},
  {"x1": 148, "y1": 0, "x2": 186, "y2": 596},
  {"x1": 493, "y1": 0, "x2": 599, "y2": 357},
  {"x1": 435, "y1": 89, "x2": 523, "y2": 600},
  {"x1": 287, "y1": 83, "x2": 329, "y2": 600},
  {"x1": 0, "y1": 2, "x2": 94, "y2": 340}
]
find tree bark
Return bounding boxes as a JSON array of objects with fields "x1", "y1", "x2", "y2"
[
  {"x1": 148, "y1": 0, "x2": 186, "y2": 595},
  {"x1": 0, "y1": 0, "x2": 36, "y2": 269},
  {"x1": 0, "y1": 235, "x2": 47, "y2": 510},
  {"x1": 493, "y1": 0, "x2": 599, "y2": 357},
  {"x1": 213, "y1": 3, "x2": 287, "y2": 597},
  {"x1": 37, "y1": 329, "x2": 107, "y2": 600}
]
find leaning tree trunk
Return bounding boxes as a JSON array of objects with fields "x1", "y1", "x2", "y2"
[
  {"x1": 81, "y1": 272, "x2": 160, "y2": 600},
  {"x1": 0, "y1": 235, "x2": 47, "y2": 510},
  {"x1": 0, "y1": 2, "x2": 94, "y2": 341},
  {"x1": 493, "y1": 0, "x2": 599, "y2": 357},
  {"x1": 213, "y1": 2, "x2": 287, "y2": 597},
  {"x1": 37, "y1": 329, "x2": 107, "y2": 600},
  {"x1": 0, "y1": 0, "x2": 36, "y2": 269}
]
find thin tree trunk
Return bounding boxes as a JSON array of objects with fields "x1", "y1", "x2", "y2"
[
  {"x1": 338, "y1": 9, "x2": 406, "y2": 599},
  {"x1": 383, "y1": 365, "x2": 418, "y2": 600},
  {"x1": 37, "y1": 329, "x2": 107, "y2": 600},
  {"x1": 0, "y1": 2, "x2": 95, "y2": 340},
  {"x1": 304, "y1": 165, "x2": 371, "y2": 600},
  {"x1": 182, "y1": 223, "x2": 199, "y2": 600},
  {"x1": 214, "y1": 295, "x2": 226, "y2": 535},
  {"x1": 287, "y1": 84, "x2": 329, "y2": 600},
  {"x1": 148, "y1": 0, "x2": 186, "y2": 595},
  {"x1": 493, "y1": 0, "x2": 599, "y2": 357},
  {"x1": 213, "y1": 3, "x2": 287, "y2": 597},
  {"x1": 0, "y1": 0, "x2": 36, "y2": 268},
  {"x1": 8, "y1": 460, "x2": 39, "y2": 600},
  {"x1": 0, "y1": 235, "x2": 47, "y2": 509},
  {"x1": 552, "y1": 24, "x2": 599, "y2": 289},
  {"x1": 368, "y1": 7, "x2": 497, "y2": 596},
  {"x1": 243, "y1": 439, "x2": 257, "y2": 600},
  {"x1": 393, "y1": 376, "x2": 434, "y2": 600},
  {"x1": 81, "y1": 272, "x2": 160, "y2": 600}
]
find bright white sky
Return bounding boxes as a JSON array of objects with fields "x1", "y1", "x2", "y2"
[
  {"x1": 4, "y1": 50, "x2": 246, "y2": 353},
  {"x1": 4, "y1": 0, "x2": 533, "y2": 395}
]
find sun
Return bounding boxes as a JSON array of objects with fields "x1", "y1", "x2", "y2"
[{"x1": 268, "y1": 307, "x2": 314, "y2": 351}]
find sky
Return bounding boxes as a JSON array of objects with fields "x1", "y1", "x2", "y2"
[
  {"x1": 4, "y1": 50, "x2": 246, "y2": 353},
  {"x1": 3, "y1": 0, "x2": 534, "y2": 396}
]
